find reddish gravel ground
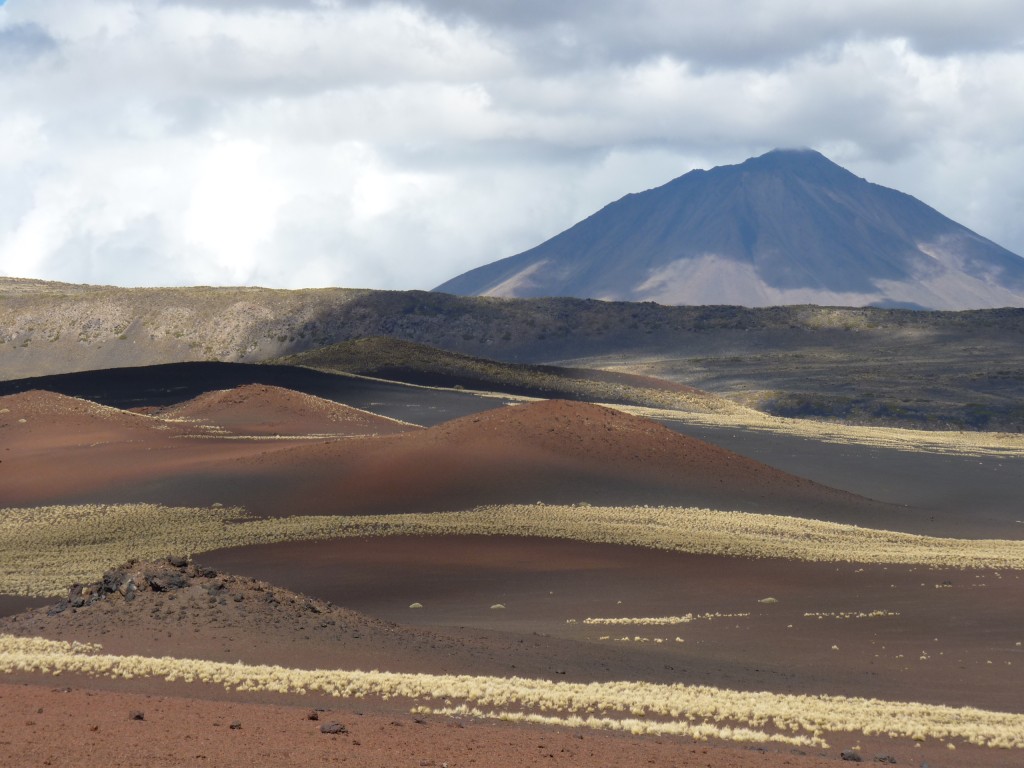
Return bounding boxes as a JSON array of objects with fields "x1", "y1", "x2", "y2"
[{"x1": 0, "y1": 682, "x2": 848, "y2": 768}]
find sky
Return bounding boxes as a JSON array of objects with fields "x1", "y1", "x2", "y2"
[{"x1": 1, "y1": 0, "x2": 1023, "y2": 291}]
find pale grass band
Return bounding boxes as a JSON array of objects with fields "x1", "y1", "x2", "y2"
[
  {"x1": 3, "y1": 503, "x2": 1024, "y2": 597},
  {"x1": 1, "y1": 635, "x2": 1021, "y2": 751}
]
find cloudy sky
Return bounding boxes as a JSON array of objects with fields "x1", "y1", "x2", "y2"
[{"x1": 1, "y1": 0, "x2": 1023, "y2": 290}]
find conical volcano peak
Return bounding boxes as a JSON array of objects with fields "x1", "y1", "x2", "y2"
[
  {"x1": 435, "y1": 150, "x2": 1024, "y2": 310},
  {"x1": 733, "y1": 148, "x2": 857, "y2": 181}
]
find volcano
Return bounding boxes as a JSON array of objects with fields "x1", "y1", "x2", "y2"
[{"x1": 435, "y1": 149, "x2": 1024, "y2": 309}]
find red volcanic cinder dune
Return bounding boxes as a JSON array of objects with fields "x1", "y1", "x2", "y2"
[
  {"x1": 1, "y1": 389, "x2": 872, "y2": 521},
  {"x1": 238, "y1": 398, "x2": 865, "y2": 519},
  {"x1": 0, "y1": 389, "x2": 189, "y2": 448},
  {"x1": 157, "y1": 383, "x2": 416, "y2": 437}
]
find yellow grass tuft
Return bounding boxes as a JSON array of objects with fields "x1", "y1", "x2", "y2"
[{"x1": 581, "y1": 613, "x2": 749, "y2": 626}]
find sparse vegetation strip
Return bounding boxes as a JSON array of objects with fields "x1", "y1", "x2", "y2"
[
  {"x1": 803, "y1": 611, "x2": 900, "y2": 620},
  {"x1": 2, "y1": 634, "x2": 1022, "y2": 750},
  {"x1": 581, "y1": 613, "x2": 750, "y2": 625},
  {"x1": 616, "y1": 406, "x2": 1024, "y2": 458},
  {"x1": 281, "y1": 337, "x2": 744, "y2": 415},
  {"x1": 4, "y1": 503, "x2": 1024, "y2": 597}
]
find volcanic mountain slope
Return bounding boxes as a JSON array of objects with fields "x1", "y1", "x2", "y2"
[
  {"x1": 436, "y1": 148, "x2": 1024, "y2": 309},
  {"x1": 155, "y1": 383, "x2": 415, "y2": 436},
  {"x1": 274, "y1": 336, "x2": 738, "y2": 414}
]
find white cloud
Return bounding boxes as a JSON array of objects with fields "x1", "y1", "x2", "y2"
[{"x1": 0, "y1": 0, "x2": 1022, "y2": 290}]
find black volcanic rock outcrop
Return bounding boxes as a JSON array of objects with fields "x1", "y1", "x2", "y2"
[{"x1": 435, "y1": 149, "x2": 1024, "y2": 309}]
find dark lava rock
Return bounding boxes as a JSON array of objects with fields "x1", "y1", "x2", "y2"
[
  {"x1": 167, "y1": 555, "x2": 188, "y2": 568},
  {"x1": 147, "y1": 572, "x2": 187, "y2": 592},
  {"x1": 841, "y1": 751, "x2": 863, "y2": 762},
  {"x1": 229, "y1": 721, "x2": 242, "y2": 730},
  {"x1": 101, "y1": 570, "x2": 124, "y2": 594},
  {"x1": 320, "y1": 722, "x2": 347, "y2": 734},
  {"x1": 129, "y1": 711, "x2": 145, "y2": 721}
]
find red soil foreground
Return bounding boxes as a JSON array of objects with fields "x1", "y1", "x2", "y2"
[{"x1": 0, "y1": 682, "x2": 843, "y2": 768}]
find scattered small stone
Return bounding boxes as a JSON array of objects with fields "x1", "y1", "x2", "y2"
[
  {"x1": 414, "y1": 717, "x2": 427, "y2": 724},
  {"x1": 841, "y1": 750, "x2": 863, "y2": 762},
  {"x1": 129, "y1": 711, "x2": 145, "y2": 721},
  {"x1": 874, "y1": 756, "x2": 896, "y2": 764},
  {"x1": 351, "y1": 740, "x2": 361, "y2": 746},
  {"x1": 229, "y1": 721, "x2": 241, "y2": 730},
  {"x1": 320, "y1": 722, "x2": 347, "y2": 734},
  {"x1": 306, "y1": 710, "x2": 319, "y2": 721},
  {"x1": 167, "y1": 555, "x2": 188, "y2": 568}
]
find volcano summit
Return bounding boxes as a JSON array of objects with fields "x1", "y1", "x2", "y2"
[{"x1": 436, "y1": 149, "x2": 1024, "y2": 310}]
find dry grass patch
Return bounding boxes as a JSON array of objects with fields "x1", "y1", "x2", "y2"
[
  {"x1": 615, "y1": 405, "x2": 1024, "y2": 458},
  {"x1": 804, "y1": 611, "x2": 901, "y2": 620},
  {"x1": 581, "y1": 613, "x2": 750, "y2": 625},
  {"x1": 4, "y1": 503, "x2": 1024, "y2": 597},
  {"x1": 2, "y1": 634, "x2": 1022, "y2": 750}
]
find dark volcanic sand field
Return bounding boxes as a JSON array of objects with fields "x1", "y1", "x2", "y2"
[
  {"x1": 200, "y1": 536, "x2": 1024, "y2": 712},
  {"x1": 2, "y1": 366, "x2": 1023, "y2": 766}
]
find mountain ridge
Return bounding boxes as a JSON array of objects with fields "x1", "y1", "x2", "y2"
[{"x1": 435, "y1": 149, "x2": 1024, "y2": 309}]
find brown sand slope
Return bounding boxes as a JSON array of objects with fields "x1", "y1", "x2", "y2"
[
  {"x1": 157, "y1": 383, "x2": 416, "y2": 436},
  {"x1": 0, "y1": 557, "x2": 703, "y2": 684}
]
